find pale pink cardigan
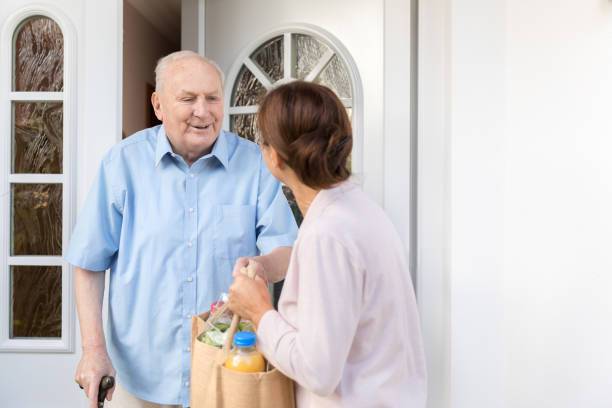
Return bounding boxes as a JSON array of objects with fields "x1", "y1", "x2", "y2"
[{"x1": 257, "y1": 182, "x2": 427, "y2": 408}]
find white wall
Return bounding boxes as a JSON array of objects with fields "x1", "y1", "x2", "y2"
[
  {"x1": 122, "y1": 1, "x2": 178, "y2": 137},
  {"x1": 420, "y1": 0, "x2": 612, "y2": 407},
  {"x1": 504, "y1": 1, "x2": 612, "y2": 406}
]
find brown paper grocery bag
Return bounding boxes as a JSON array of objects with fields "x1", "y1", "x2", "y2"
[{"x1": 190, "y1": 311, "x2": 296, "y2": 408}]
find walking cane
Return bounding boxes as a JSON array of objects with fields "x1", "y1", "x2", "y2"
[{"x1": 78, "y1": 375, "x2": 115, "y2": 408}]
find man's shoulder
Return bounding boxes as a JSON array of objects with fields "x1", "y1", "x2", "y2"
[
  {"x1": 224, "y1": 131, "x2": 261, "y2": 162},
  {"x1": 103, "y1": 126, "x2": 158, "y2": 165}
]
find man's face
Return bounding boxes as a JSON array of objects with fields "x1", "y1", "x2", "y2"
[{"x1": 152, "y1": 58, "x2": 224, "y2": 161}]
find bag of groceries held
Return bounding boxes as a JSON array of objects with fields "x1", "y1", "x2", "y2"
[{"x1": 190, "y1": 265, "x2": 296, "y2": 408}]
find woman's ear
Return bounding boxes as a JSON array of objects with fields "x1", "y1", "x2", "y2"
[
  {"x1": 151, "y1": 92, "x2": 163, "y2": 122},
  {"x1": 262, "y1": 144, "x2": 284, "y2": 172},
  {"x1": 271, "y1": 147, "x2": 288, "y2": 172}
]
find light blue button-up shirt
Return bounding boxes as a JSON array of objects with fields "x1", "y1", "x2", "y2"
[{"x1": 66, "y1": 125, "x2": 297, "y2": 406}]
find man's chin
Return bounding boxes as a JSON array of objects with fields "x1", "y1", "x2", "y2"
[
  {"x1": 187, "y1": 128, "x2": 218, "y2": 141},
  {"x1": 186, "y1": 132, "x2": 218, "y2": 154}
]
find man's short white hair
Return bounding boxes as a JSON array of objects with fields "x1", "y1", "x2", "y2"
[{"x1": 154, "y1": 50, "x2": 225, "y2": 92}]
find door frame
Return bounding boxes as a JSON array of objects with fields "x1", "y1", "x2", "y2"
[
  {"x1": 0, "y1": 3, "x2": 77, "y2": 353},
  {"x1": 416, "y1": 0, "x2": 452, "y2": 407}
]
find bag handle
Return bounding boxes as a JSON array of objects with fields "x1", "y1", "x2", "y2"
[{"x1": 218, "y1": 262, "x2": 257, "y2": 363}]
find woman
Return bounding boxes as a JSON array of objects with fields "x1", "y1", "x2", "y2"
[{"x1": 227, "y1": 81, "x2": 427, "y2": 407}]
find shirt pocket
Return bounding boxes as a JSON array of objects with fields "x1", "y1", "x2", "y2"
[{"x1": 214, "y1": 204, "x2": 257, "y2": 262}]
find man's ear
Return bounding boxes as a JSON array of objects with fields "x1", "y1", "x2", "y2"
[{"x1": 151, "y1": 92, "x2": 163, "y2": 122}]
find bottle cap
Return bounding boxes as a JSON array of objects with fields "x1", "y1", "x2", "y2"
[{"x1": 233, "y1": 331, "x2": 256, "y2": 347}]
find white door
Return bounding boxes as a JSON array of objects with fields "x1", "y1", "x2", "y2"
[
  {"x1": 204, "y1": 0, "x2": 414, "y2": 245},
  {"x1": 0, "y1": 1, "x2": 121, "y2": 407}
]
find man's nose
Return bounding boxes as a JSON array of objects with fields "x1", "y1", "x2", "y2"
[{"x1": 193, "y1": 98, "x2": 210, "y2": 118}]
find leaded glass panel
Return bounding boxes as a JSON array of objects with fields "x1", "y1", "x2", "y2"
[
  {"x1": 250, "y1": 36, "x2": 283, "y2": 82},
  {"x1": 11, "y1": 183, "x2": 63, "y2": 256},
  {"x1": 10, "y1": 266, "x2": 62, "y2": 338},
  {"x1": 315, "y1": 54, "x2": 352, "y2": 99},
  {"x1": 13, "y1": 16, "x2": 64, "y2": 92},
  {"x1": 230, "y1": 114, "x2": 258, "y2": 142},
  {"x1": 232, "y1": 65, "x2": 267, "y2": 107},
  {"x1": 294, "y1": 34, "x2": 328, "y2": 81},
  {"x1": 12, "y1": 102, "x2": 63, "y2": 173}
]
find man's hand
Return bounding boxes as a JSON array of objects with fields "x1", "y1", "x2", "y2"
[
  {"x1": 232, "y1": 257, "x2": 267, "y2": 283},
  {"x1": 228, "y1": 274, "x2": 273, "y2": 327},
  {"x1": 75, "y1": 345, "x2": 116, "y2": 408}
]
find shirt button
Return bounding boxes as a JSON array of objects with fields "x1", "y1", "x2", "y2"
[
  {"x1": 189, "y1": 173, "x2": 195, "y2": 178},
  {"x1": 186, "y1": 314, "x2": 192, "y2": 319},
  {"x1": 188, "y1": 207, "x2": 194, "y2": 213},
  {"x1": 186, "y1": 347, "x2": 191, "y2": 352},
  {"x1": 185, "y1": 381, "x2": 190, "y2": 387},
  {"x1": 187, "y1": 276, "x2": 193, "y2": 282},
  {"x1": 187, "y1": 241, "x2": 193, "y2": 248}
]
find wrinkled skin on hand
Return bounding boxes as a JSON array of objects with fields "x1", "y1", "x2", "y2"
[{"x1": 75, "y1": 345, "x2": 116, "y2": 408}]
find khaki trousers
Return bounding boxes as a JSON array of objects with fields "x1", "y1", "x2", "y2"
[{"x1": 105, "y1": 383, "x2": 183, "y2": 408}]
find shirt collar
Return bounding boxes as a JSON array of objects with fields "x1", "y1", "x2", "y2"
[
  {"x1": 209, "y1": 129, "x2": 229, "y2": 169},
  {"x1": 154, "y1": 126, "x2": 229, "y2": 169},
  {"x1": 154, "y1": 125, "x2": 174, "y2": 166}
]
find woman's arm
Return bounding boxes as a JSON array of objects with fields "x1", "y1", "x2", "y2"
[{"x1": 230, "y1": 234, "x2": 363, "y2": 396}]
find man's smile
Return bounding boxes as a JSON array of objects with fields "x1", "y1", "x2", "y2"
[{"x1": 190, "y1": 123, "x2": 213, "y2": 131}]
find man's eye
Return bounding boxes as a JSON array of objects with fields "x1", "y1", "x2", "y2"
[
  {"x1": 181, "y1": 97, "x2": 195, "y2": 102},
  {"x1": 207, "y1": 96, "x2": 219, "y2": 102}
]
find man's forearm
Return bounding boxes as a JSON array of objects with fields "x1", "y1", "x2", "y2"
[
  {"x1": 74, "y1": 267, "x2": 107, "y2": 349},
  {"x1": 253, "y1": 246, "x2": 292, "y2": 283}
]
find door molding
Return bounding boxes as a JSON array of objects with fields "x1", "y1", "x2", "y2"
[{"x1": 416, "y1": 0, "x2": 452, "y2": 406}]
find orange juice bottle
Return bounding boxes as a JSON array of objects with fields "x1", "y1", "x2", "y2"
[{"x1": 224, "y1": 331, "x2": 266, "y2": 373}]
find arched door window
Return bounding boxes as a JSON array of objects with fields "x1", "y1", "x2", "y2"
[
  {"x1": 226, "y1": 30, "x2": 357, "y2": 224},
  {"x1": 1, "y1": 11, "x2": 75, "y2": 352},
  {"x1": 229, "y1": 32, "x2": 353, "y2": 142}
]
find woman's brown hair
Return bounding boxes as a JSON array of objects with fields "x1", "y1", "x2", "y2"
[{"x1": 257, "y1": 81, "x2": 352, "y2": 190}]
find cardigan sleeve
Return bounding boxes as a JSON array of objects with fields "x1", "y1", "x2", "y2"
[{"x1": 256, "y1": 232, "x2": 364, "y2": 396}]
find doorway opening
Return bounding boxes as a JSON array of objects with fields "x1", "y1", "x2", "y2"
[{"x1": 122, "y1": 0, "x2": 181, "y2": 138}]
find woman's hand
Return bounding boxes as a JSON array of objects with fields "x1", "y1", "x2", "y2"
[
  {"x1": 228, "y1": 273, "x2": 273, "y2": 327},
  {"x1": 232, "y1": 257, "x2": 268, "y2": 282}
]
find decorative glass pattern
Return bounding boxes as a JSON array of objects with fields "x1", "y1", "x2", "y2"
[
  {"x1": 230, "y1": 114, "x2": 258, "y2": 142},
  {"x1": 294, "y1": 34, "x2": 328, "y2": 81},
  {"x1": 13, "y1": 16, "x2": 64, "y2": 92},
  {"x1": 250, "y1": 36, "x2": 283, "y2": 82},
  {"x1": 11, "y1": 184, "x2": 62, "y2": 256},
  {"x1": 282, "y1": 187, "x2": 303, "y2": 226},
  {"x1": 229, "y1": 31, "x2": 354, "y2": 227},
  {"x1": 10, "y1": 266, "x2": 61, "y2": 338},
  {"x1": 232, "y1": 65, "x2": 267, "y2": 107},
  {"x1": 12, "y1": 102, "x2": 63, "y2": 173},
  {"x1": 315, "y1": 54, "x2": 352, "y2": 99}
]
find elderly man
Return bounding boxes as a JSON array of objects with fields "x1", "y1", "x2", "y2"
[{"x1": 66, "y1": 51, "x2": 297, "y2": 408}]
